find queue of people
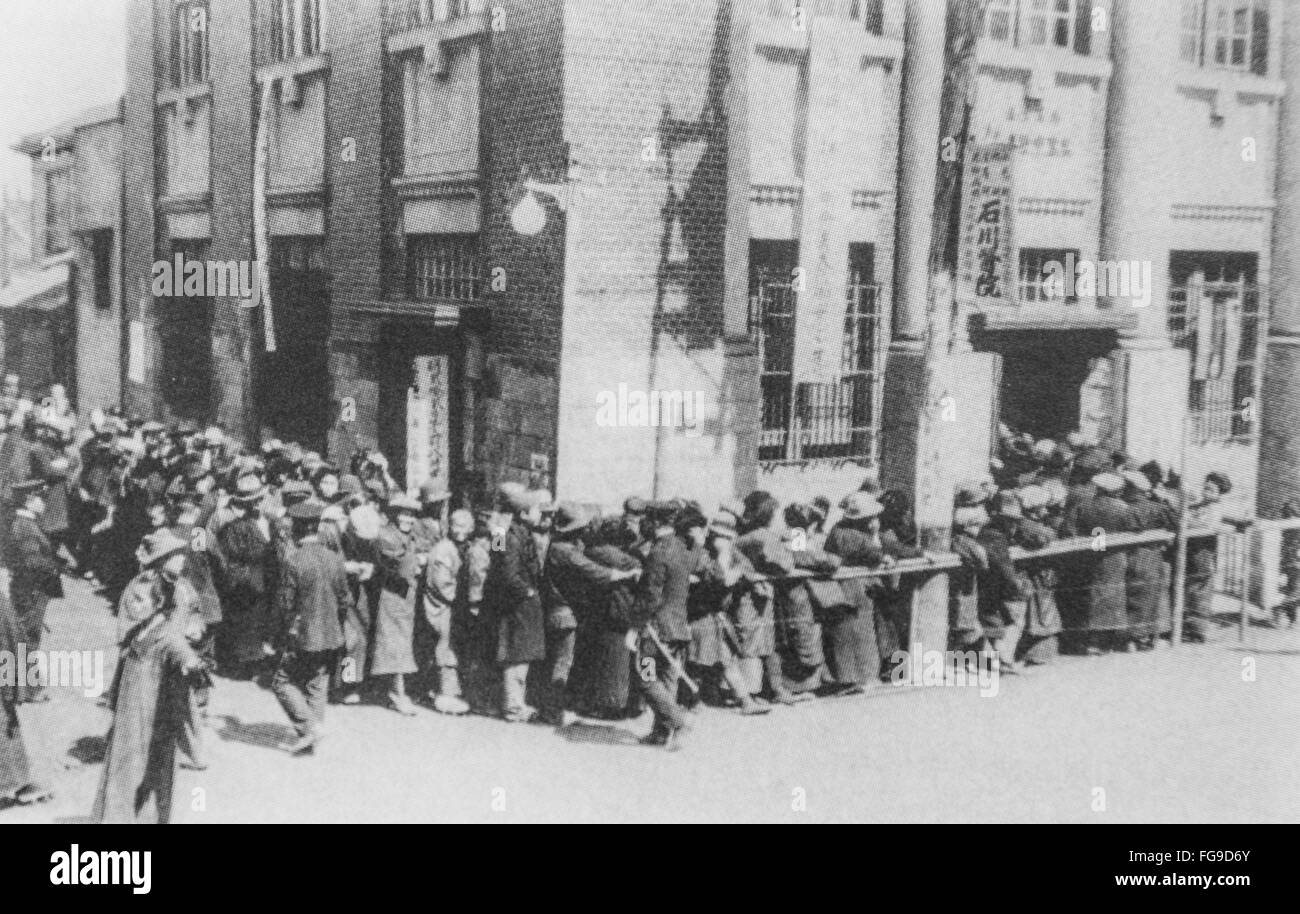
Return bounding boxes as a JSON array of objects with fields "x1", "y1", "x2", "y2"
[{"x1": 0, "y1": 382, "x2": 1240, "y2": 821}]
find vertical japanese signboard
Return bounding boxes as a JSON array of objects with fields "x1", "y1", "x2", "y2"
[
  {"x1": 406, "y1": 354, "x2": 451, "y2": 496},
  {"x1": 956, "y1": 142, "x2": 1016, "y2": 310},
  {"x1": 793, "y1": 20, "x2": 867, "y2": 386}
]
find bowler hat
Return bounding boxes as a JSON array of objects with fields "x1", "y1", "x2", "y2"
[
  {"x1": 231, "y1": 474, "x2": 266, "y2": 503},
  {"x1": 287, "y1": 500, "x2": 325, "y2": 522},
  {"x1": 841, "y1": 492, "x2": 884, "y2": 520},
  {"x1": 139, "y1": 529, "x2": 189, "y2": 567},
  {"x1": 385, "y1": 493, "x2": 421, "y2": 515},
  {"x1": 1093, "y1": 472, "x2": 1124, "y2": 495}
]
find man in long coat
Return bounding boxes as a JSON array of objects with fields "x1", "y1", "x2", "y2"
[
  {"x1": 1075, "y1": 473, "x2": 1138, "y2": 653},
  {"x1": 372, "y1": 495, "x2": 422, "y2": 715},
  {"x1": 94, "y1": 530, "x2": 203, "y2": 824},
  {"x1": 5, "y1": 480, "x2": 62, "y2": 702},
  {"x1": 1123, "y1": 470, "x2": 1177, "y2": 650},
  {"x1": 483, "y1": 488, "x2": 547, "y2": 723},
  {"x1": 272, "y1": 502, "x2": 349, "y2": 755},
  {"x1": 1, "y1": 584, "x2": 53, "y2": 810}
]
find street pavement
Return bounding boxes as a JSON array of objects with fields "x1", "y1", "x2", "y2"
[{"x1": 4, "y1": 575, "x2": 1299, "y2": 824}]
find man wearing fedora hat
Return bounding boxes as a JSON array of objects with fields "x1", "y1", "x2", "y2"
[
  {"x1": 213, "y1": 473, "x2": 278, "y2": 676},
  {"x1": 95, "y1": 528, "x2": 205, "y2": 824},
  {"x1": 482, "y1": 486, "x2": 548, "y2": 723},
  {"x1": 5, "y1": 480, "x2": 61, "y2": 703},
  {"x1": 271, "y1": 501, "x2": 351, "y2": 755},
  {"x1": 372, "y1": 494, "x2": 423, "y2": 715}
]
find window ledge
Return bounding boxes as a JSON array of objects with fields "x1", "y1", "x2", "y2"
[
  {"x1": 158, "y1": 191, "x2": 212, "y2": 215},
  {"x1": 1176, "y1": 66, "x2": 1285, "y2": 100},
  {"x1": 255, "y1": 54, "x2": 331, "y2": 87},
  {"x1": 155, "y1": 83, "x2": 212, "y2": 108},
  {"x1": 393, "y1": 171, "x2": 480, "y2": 201},
  {"x1": 387, "y1": 15, "x2": 492, "y2": 56},
  {"x1": 977, "y1": 42, "x2": 1113, "y2": 83}
]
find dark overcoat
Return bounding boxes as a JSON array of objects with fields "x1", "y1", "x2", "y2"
[
  {"x1": 93, "y1": 586, "x2": 200, "y2": 824},
  {"x1": 1075, "y1": 494, "x2": 1137, "y2": 633},
  {"x1": 483, "y1": 521, "x2": 546, "y2": 665}
]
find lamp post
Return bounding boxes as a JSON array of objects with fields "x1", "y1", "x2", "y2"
[{"x1": 509, "y1": 168, "x2": 571, "y2": 237}]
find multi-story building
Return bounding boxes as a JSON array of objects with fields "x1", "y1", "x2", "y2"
[
  {"x1": 112, "y1": 0, "x2": 1285, "y2": 531},
  {"x1": 7, "y1": 102, "x2": 123, "y2": 413}
]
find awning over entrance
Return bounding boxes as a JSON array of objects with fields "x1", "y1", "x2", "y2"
[{"x1": 0, "y1": 259, "x2": 71, "y2": 312}]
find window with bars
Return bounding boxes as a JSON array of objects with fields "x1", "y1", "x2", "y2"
[
  {"x1": 981, "y1": 0, "x2": 1092, "y2": 54},
  {"x1": 1018, "y1": 248, "x2": 1079, "y2": 304},
  {"x1": 407, "y1": 234, "x2": 482, "y2": 302},
  {"x1": 1167, "y1": 254, "x2": 1264, "y2": 443},
  {"x1": 171, "y1": 1, "x2": 209, "y2": 86},
  {"x1": 1179, "y1": 0, "x2": 1270, "y2": 75},
  {"x1": 271, "y1": 0, "x2": 323, "y2": 61},
  {"x1": 43, "y1": 171, "x2": 70, "y2": 257},
  {"x1": 749, "y1": 241, "x2": 884, "y2": 464}
]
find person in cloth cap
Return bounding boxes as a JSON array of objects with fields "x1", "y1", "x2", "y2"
[
  {"x1": 369, "y1": 494, "x2": 423, "y2": 715},
  {"x1": 4, "y1": 480, "x2": 60, "y2": 703},
  {"x1": 94, "y1": 527, "x2": 205, "y2": 824},
  {"x1": 1122, "y1": 470, "x2": 1177, "y2": 651},
  {"x1": 483, "y1": 480, "x2": 548, "y2": 723},
  {"x1": 539, "y1": 502, "x2": 638, "y2": 726},
  {"x1": 269, "y1": 500, "x2": 351, "y2": 755},
  {"x1": 1012, "y1": 485, "x2": 1065, "y2": 666},
  {"x1": 27, "y1": 410, "x2": 79, "y2": 565},
  {"x1": 417, "y1": 509, "x2": 477, "y2": 716},
  {"x1": 1074, "y1": 470, "x2": 1139, "y2": 654}
]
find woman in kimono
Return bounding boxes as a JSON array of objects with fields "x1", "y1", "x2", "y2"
[
  {"x1": 823, "y1": 492, "x2": 899, "y2": 691},
  {"x1": 575, "y1": 518, "x2": 642, "y2": 719},
  {"x1": 371, "y1": 495, "x2": 422, "y2": 715},
  {"x1": 949, "y1": 505, "x2": 989, "y2": 654},
  {"x1": 0, "y1": 586, "x2": 52, "y2": 811},
  {"x1": 334, "y1": 497, "x2": 380, "y2": 705},
  {"x1": 1016, "y1": 485, "x2": 1063, "y2": 665},
  {"x1": 94, "y1": 530, "x2": 204, "y2": 824},
  {"x1": 686, "y1": 513, "x2": 771, "y2": 715}
]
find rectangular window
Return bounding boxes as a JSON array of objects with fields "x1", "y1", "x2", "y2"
[
  {"x1": 398, "y1": 0, "x2": 486, "y2": 30},
  {"x1": 983, "y1": 0, "x2": 1016, "y2": 43},
  {"x1": 90, "y1": 230, "x2": 113, "y2": 311},
  {"x1": 273, "y1": 0, "x2": 323, "y2": 61},
  {"x1": 1022, "y1": 0, "x2": 1076, "y2": 49},
  {"x1": 1181, "y1": 0, "x2": 1205, "y2": 64},
  {"x1": 1168, "y1": 252, "x2": 1263, "y2": 444},
  {"x1": 407, "y1": 234, "x2": 482, "y2": 302},
  {"x1": 172, "y1": 1, "x2": 209, "y2": 86},
  {"x1": 44, "y1": 171, "x2": 70, "y2": 256},
  {"x1": 749, "y1": 240, "x2": 884, "y2": 464},
  {"x1": 1185, "y1": 1, "x2": 1270, "y2": 75},
  {"x1": 1018, "y1": 248, "x2": 1079, "y2": 304}
]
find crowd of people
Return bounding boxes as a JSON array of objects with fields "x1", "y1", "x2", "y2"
[{"x1": 0, "y1": 377, "x2": 1244, "y2": 822}]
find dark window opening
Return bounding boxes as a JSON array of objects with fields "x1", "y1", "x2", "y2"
[{"x1": 90, "y1": 229, "x2": 113, "y2": 311}]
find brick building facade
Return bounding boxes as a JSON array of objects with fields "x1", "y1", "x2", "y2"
[{"x1": 103, "y1": 0, "x2": 1290, "y2": 526}]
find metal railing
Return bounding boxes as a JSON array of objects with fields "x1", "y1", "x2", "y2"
[
  {"x1": 1168, "y1": 277, "x2": 1266, "y2": 445},
  {"x1": 748, "y1": 279, "x2": 887, "y2": 466}
]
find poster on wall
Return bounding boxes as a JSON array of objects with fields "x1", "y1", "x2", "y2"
[
  {"x1": 792, "y1": 20, "x2": 869, "y2": 387},
  {"x1": 956, "y1": 141, "x2": 1017, "y2": 311},
  {"x1": 406, "y1": 354, "x2": 451, "y2": 496}
]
